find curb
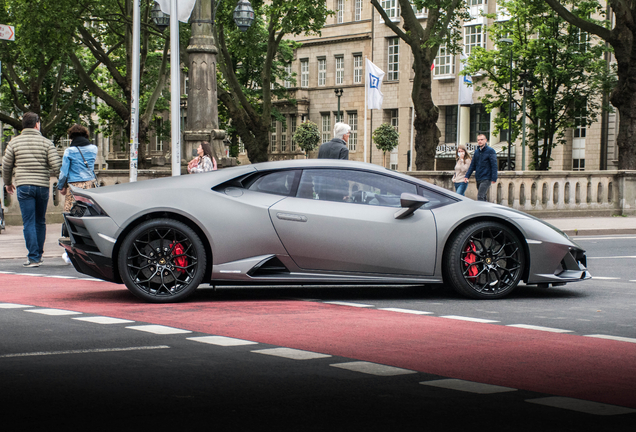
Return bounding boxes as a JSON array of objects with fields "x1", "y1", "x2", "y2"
[{"x1": 563, "y1": 229, "x2": 636, "y2": 236}]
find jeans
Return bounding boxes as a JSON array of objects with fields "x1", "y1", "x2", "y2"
[
  {"x1": 476, "y1": 180, "x2": 491, "y2": 202},
  {"x1": 17, "y1": 185, "x2": 49, "y2": 262},
  {"x1": 454, "y1": 182, "x2": 467, "y2": 196}
]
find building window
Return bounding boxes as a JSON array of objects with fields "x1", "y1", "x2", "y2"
[
  {"x1": 348, "y1": 112, "x2": 358, "y2": 151},
  {"x1": 411, "y1": 2, "x2": 428, "y2": 17},
  {"x1": 469, "y1": 104, "x2": 490, "y2": 142},
  {"x1": 434, "y1": 43, "x2": 455, "y2": 76},
  {"x1": 300, "y1": 59, "x2": 309, "y2": 88},
  {"x1": 290, "y1": 115, "x2": 297, "y2": 152},
  {"x1": 238, "y1": 137, "x2": 245, "y2": 154},
  {"x1": 355, "y1": 0, "x2": 363, "y2": 21},
  {"x1": 337, "y1": 0, "x2": 344, "y2": 23},
  {"x1": 388, "y1": 38, "x2": 399, "y2": 81},
  {"x1": 353, "y1": 55, "x2": 363, "y2": 84},
  {"x1": 336, "y1": 56, "x2": 344, "y2": 85},
  {"x1": 470, "y1": 0, "x2": 485, "y2": 4},
  {"x1": 321, "y1": 113, "x2": 331, "y2": 143},
  {"x1": 445, "y1": 106, "x2": 458, "y2": 143},
  {"x1": 389, "y1": 109, "x2": 399, "y2": 132},
  {"x1": 574, "y1": 103, "x2": 587, "y2": 139},
  {"x1": 284, "y1": 65, "x2": 292, "y2": 88},
  {"x1": 464, "y1": 25, "x2": 485, "y2": 55},
  {"x1": 571, "y1": 27, "x2": 589, "y2": 53},
  {"x1": 318, "y1": 58, "x2": 326, "y2": 86},
  {"x1": 270, "y1": 118, "x2": 277, "y2": 152},
  {"x1": 390, "y1": 149, "x2": 399, "y2": 170},
  {"x1": 281, "y1": 120, "x2": 287, "y2": 152},
  {"x1": 382, "y1": 0, "x2": 398, "y2": 19},
  {"x1": 154, "y1": 117, "x2": 164, "y2": 151}
]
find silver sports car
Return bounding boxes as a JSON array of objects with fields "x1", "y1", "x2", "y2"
[{"x1": 60, "y1": 160, "x2": 589, "y2": 303}]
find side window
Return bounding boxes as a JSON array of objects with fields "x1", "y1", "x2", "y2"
[
  {"x1": 297, "y1": 169, "x2": 417, "y2": 207},
  {"x1": 419, "y1": 186, "x2": 458, "y2": 209},
  {"x1": 247, "y1": 170, "x2": 299, "y2": 196}
]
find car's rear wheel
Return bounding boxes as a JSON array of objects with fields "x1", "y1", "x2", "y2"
[
  {"x1": 444, "y1": 221, "x2": 525, "y2": 299},
  {"x1": 118, "y1": 218, "x2": 206, "y2": 303}
]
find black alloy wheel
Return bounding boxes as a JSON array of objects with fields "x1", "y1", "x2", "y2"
[
  {"x1": 118, "y1": 218, "x2": 206, "y2": 303},
  {"x1": 444, "y1": 221, "x2": 525, "y2": 299}
]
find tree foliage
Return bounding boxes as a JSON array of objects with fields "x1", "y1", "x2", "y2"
[
  {"x1": 373, "y1": 123, "x2": 400, "y2": 168},
  {"x1": 293, "y1": 121, "x2": 320, "y2": 155},
  {"x1": 464, "y1": 0, "x2": 613, "y2": 170}
]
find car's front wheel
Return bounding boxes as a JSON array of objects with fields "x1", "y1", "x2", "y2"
[
  {"x1": 444, "y1": 221, "x2": 525, "y2": 299},
  {"x1": 118, "y1": 218, "x2": 206, "y2": 303}
]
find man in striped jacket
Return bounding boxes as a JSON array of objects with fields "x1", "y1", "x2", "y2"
[{"x1": 2, "y1": 112, "x2": 61, "y2": 267}]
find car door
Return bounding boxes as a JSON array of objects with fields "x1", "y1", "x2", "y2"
[{"x1": 269, "y1": 169, "x2": 437, "y2": 276}]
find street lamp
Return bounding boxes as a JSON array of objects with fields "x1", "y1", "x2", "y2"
[
  {"x1": 334, "y1": 88, "x2": 343, "y2": 122},
  {"x1": 233, "y1": 0, "x2": 255, "y2": 32},
  {"x1": 151, "y1": 3, "x2": 170, "y2": 33},
  {"x1": 518, "y1": 72, "x2": 532, "y2": 171},
  {"x1": 499, "y1": 38, "x2": 514, "y2": 171}
]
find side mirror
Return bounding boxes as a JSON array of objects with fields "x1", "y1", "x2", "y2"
[{"x1": 394, "y1": 193, "x2": 429, "y2": 219}]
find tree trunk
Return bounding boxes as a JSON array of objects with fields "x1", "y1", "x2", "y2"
[
  {"x1": 413, "y1": 65, "x2": 440, "y2": 171},
  {"x1": 610, "y1": 44, "x2": 636, "y2": 170}
]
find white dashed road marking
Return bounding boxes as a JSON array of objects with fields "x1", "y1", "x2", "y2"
[
  {"x1": 421, "y1": 379, "x2": 517, "y2": 394},
  {"x1": 73, "y1": 316, "x2": 135, "y2": 325},
  {"x1": 126, "y1": 325, "x2": 192, "y2": 335},
  {"x1": 526, "y1": 397, "x2": 636, "y2": 416},
  {"x1": 252, "y1": 348, "x2": 331, "y2": 360},
  {"x1": 584, "y1": 334, "x2": 636, "y2": 344},
  {"x1": 0, "y1": 303, "x2": 33, "y2": 309},
  {"x1": 188, "y1": 336, "x2": 258, "y2": 346},
  {"x1": 0, "y1": 345, "x2": 170, "y2": 359},
  {"x1": 26, "y1": 308, "x2": 81, "y2": 316},
  {"x1": 440, "y1": 315, "x2": 500, "y2": 324},
  {"x1": 507, "y1": 324, "x2": 573, "y2": 333},
  {"x1": 323, "y1": 301, "x2": 373, "y2": 308},
  {"x1": 330, "y1": 361, "x2": 416, "y2": 376},
  {"x1": 378, "y1": 308, "x2": 432, "y2": 315},
  {"x1": 591, "y1": 277, "x2": 621, "y2": 280}
]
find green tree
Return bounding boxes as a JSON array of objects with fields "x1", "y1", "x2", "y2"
[
  {"x1": 373, "y1": 123, "x2": 400, "y2": 168},
  {"x1": 464, "y1": 0, "x2": 612, "y2": 170},
  {"x1": 215, "y1": 0, "x2": 330, "y2": 163},
  {"x1": 544, "y1": 0, "x2": 635, "y2": 170},
  {"x1": 370, "y1": 0, "x2": 469, "y2": 170},
  {"x1": 293, "y1": 121, "x2": 320, "y2": 157}
]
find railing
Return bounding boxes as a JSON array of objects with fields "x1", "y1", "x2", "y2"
[{"x1": 2, "y1": 169, "x2": 636, "y2": 225}]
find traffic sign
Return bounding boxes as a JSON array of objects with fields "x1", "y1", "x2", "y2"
[{"x1": 0, "y1": 25, "x2": 15, "y2": 41}]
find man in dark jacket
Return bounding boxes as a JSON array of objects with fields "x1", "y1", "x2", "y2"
[
  {"x1": 317, "y1": 122, "x2": 350, "y2": 160},
  {"x1": 464, "y1": 134, "x2": 498, "y2": 201}
]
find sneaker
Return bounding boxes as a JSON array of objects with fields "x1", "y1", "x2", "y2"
[
  {"x1": 23, "y1": 259, "x2": 42, "y2": 268},
  {"x1": 62, "y1": 252, "x2": 72, "y2": 264}
]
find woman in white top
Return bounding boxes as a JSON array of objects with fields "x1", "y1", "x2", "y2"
[
  {"x1": 451, "y1": 143, "x2": 471, "y2": 196},
  {"x1": 187, "y1": 141, "x2": 217, "y2": 173}
]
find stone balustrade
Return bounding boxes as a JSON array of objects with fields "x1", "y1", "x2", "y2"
[{"x1": 2, "y1": 168, "x2": 635, "y2": 225}]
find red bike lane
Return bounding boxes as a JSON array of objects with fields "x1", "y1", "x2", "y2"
[{"x1": 2, "y1": 273, "x2": 635, "y2": 409}]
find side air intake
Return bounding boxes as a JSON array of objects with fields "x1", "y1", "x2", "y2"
[{"x1": 247, "y1": 256, "x2": 290, "y2": 277}]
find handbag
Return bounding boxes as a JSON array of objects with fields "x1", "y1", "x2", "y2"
[{"x1": 76, "y1": 146, "x2": 100, "y2": 188}]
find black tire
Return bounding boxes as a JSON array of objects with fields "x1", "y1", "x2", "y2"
[
  {"x1": 118, "y1": 218, "x2": 206, "y2": 303},
  {"x1": 444, "y1": 221, "x2": 525, "y2": 299}
]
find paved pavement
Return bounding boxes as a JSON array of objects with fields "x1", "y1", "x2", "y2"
[{"x1": 1, "y1": 216, "x2": 635, "y2": 261}]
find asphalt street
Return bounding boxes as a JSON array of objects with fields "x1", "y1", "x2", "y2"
[{"x1": 1, "y1": 235, "x2": 635, "y2": 430}]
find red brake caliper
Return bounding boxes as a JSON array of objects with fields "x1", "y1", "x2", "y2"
[
  {"x1": 464, "y1": 242, "x2": 478, "y2": 279},
  {"x1": 170, "y1": 242, "x2": 187, "y2": 274}
]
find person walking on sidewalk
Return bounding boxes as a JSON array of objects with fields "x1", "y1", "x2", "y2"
[
  {"x1": 451, "y1": 143, "x2": 471, "y2": 196},
  {"x1": 318, "y1": 122, "x2": 350, "y2": 160},
  {"x1": 57, "y1": 124, "x2": 98, "y2": 212},
  {"x1": 2, "y1": 112, "x2": 61, "y2": 267},
  {"x1": 464, "y1": 134, "x2": 498, "y2": 201}
]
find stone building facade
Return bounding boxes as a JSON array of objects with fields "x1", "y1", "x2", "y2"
[{"x1": 241, "y1": 0, "x2": 618, "y2": 172}]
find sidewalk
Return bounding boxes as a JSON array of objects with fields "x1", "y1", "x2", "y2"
[{"x1": 1, "y1": 216, "x2": 635, "y2": 260}]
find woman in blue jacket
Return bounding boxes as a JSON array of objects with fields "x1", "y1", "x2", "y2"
[{"x1": 57, "y1": 124, "x2": 98, "y2": 213}]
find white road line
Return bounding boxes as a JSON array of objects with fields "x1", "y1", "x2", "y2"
[
  {"x1": 574, "y1": 236, "x2": 636, "y2": 241},
  {"x1": 330, "y1": 361, "x2": 416, "y2": 376},
  {"x1": 440, "y1": 315, "x2": 500, "y2": 324},
  {"x1": 507, "y1": 324, "x2": 573, "y2": 333},
  {"x1": 126, "y1": 325, "x2": 192, "y2": 335},
  {"x1": 0, "y1": 345, "x2": 170, "y2": 359},
  {"x1": 584, "y1": 334, "x2": 636, "y2": 344},
  {"x1": 526, "y1": 397, "x2": 636, "y2": 416},
  {"x1": 0, "y1": 271, "x2": 16, "y2": 274},
  {"x1": 188, "y1": 336, "x2": 258, "y2": 346},
  {"x1": 378, "y1": 308, "x2": 432, "y2": 315},
  {"x1": 0, "y1": 303, "x2": 33, "y2": 309},
  {"x1": 26, "y1": 308, "x2": 81, "y2": 316},
  {"x1": 323, "y1": 301, "x2": 373, "y2": 308},
  {"x1": 73, "y1": 316, "x2": 135, "y2": 325},
  {"x1": 252, "y1": 348, "x2": 331, "y2": 360},
  {"x1": 421, "y1": 379, "x2": 516, "y2": 394},
  {"x1": 591, "y1": 277, "x2": 621, "y2": 280},
  {"x1": 588, "y1": 256, "x2": 636, "y2": 260}
]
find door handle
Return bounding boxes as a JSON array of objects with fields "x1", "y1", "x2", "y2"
[{"x1": 276, "y1": 213, "x2": 307, "y2": 222}]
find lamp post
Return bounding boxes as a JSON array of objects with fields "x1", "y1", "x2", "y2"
[
  {"x1": 499, "y1": 38, "x2": 514, "y2": 171},
  {"x1": 518, "y1": 72, "x2": 532, "y2": 171},
  {"x1": 334, "y1": 88, "x2": 343, "y2": 122}
]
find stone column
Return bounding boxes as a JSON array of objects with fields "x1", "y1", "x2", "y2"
[
  {"x1": 459, "y1": 106, "x2": 470, "y2": 146},
  {"x1": 184, "y1": 0, "x2": 231, "y2": 167}
]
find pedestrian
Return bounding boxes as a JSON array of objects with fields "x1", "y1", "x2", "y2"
[
  {"x1": 464, "y1": 134, "x2": 498, "y2": 201},
  {"x1": 57, "y1": 124, "x2": 99, "y2": 213},
  {"x1": 187, "y1": 141, "x2": 217, "y2": 173},
  {"x1": 317, "y1": 122, "x2": 350, "y2": 160},
  {"x1": 451, "y1": 143, "x2": 471, "y2": 196},
  {"x1": 2, "y1": 112, "x2": 62, "y2": 267}
]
